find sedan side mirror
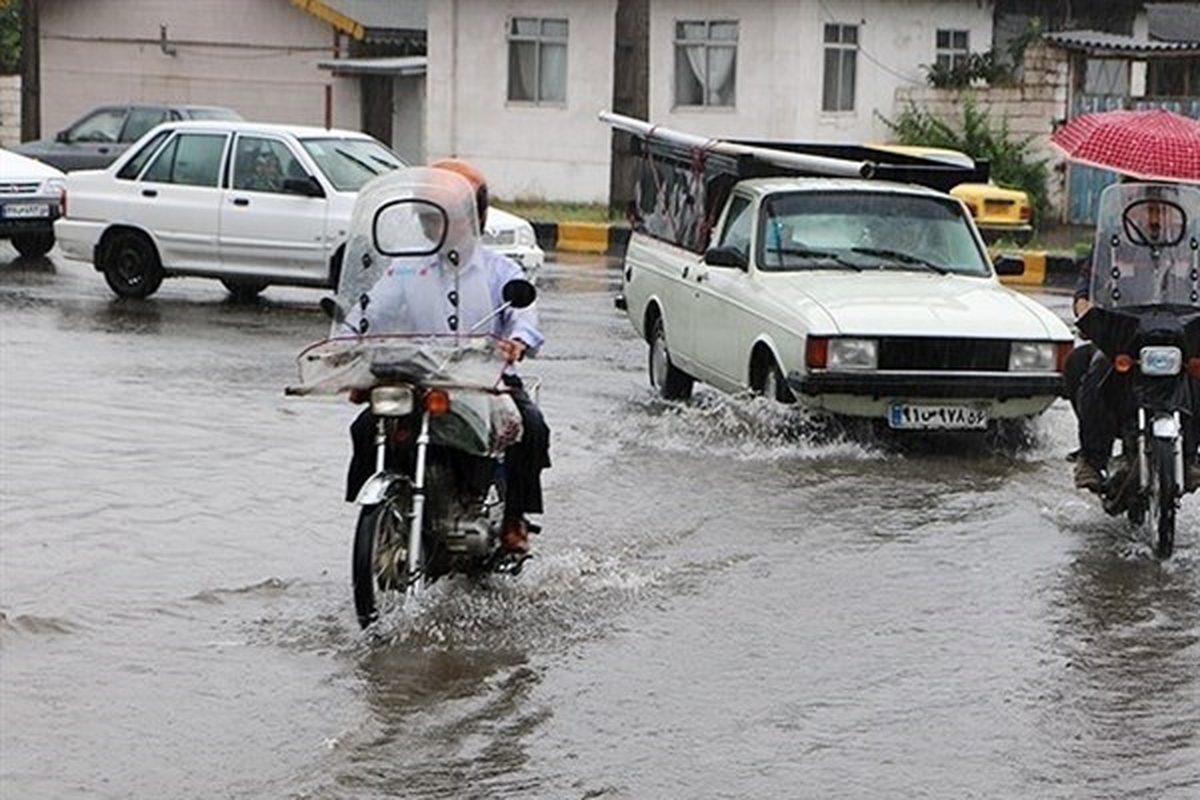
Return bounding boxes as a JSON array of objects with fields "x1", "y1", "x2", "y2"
[
  {"x1": 283, "y1": 176, "x2": 325, "y2": 198},
  {"x1": 704, "y1": 246, "x2": 748, "y2": 270}
]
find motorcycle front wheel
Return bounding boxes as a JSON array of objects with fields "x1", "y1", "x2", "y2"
[
  {"x1": 1147, "y1": 437, "x2": 1177, "y2": 559},
  {"x1": 352, "y1": 493, "x2": 411, "y2": 628}
]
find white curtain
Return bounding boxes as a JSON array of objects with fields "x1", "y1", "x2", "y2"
[
  {"x1": 706, "y1": 47, "x2": 735, "y2": 105},
  {"x1": 539, "y1": 43, "x2": 567, "y2": 102}
]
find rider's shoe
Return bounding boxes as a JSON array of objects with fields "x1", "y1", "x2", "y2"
[
  {"x1": 500, "y1": 518, "x2": 530, "y2": 554},
  {"x1": 1074, "y1": 459, "x2": 1104, "y2": 492}
]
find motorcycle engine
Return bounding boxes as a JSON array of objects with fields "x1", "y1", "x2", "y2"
[{"x1": 444, "y1": 517, "x2": 492, "y2": 556}]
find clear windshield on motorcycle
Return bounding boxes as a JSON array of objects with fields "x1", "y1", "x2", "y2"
[
  {"x1": 1089, "y1": 182, "x2": 1200, "y2": 310},
  {"x1": 289, "y1": 167, "x2": 506, "y2": 396}
]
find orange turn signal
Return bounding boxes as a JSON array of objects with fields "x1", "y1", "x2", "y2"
[
  {"x1": 806, "y1": 337, "x2": 829, "y2": 369},
  {"x1": 423, "y1": 388, "x2": 451, "y2": 415},
  {"x1": 1113, "y1": 353, "x2": 1135, "y2": 373},
  {"x1": 349, "y1": 388, "x2": 369, "y2": 404},
  {"x1": 1187, "y1": 357, "x2": 1200, "y2": 378}
]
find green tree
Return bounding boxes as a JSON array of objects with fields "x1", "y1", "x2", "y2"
[
  {"x1": 0, "y1": 1, "x2": 19, "y2": 74},
  {"x1": 880, "y1": 99, "x2": 1051, "y2": 229}
]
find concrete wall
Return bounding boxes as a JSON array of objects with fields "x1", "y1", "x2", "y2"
[
  {"x1": 895, "y1": 39, "x2": 1072, "y2": 220},
  {"x1": 428, "y1": 0, "x2": 993, "y2": 204},
  {"x1": 32, "y1": 0, "x2": 362, "y2": 139},
  {"x1": 426, "y1": 0, "x2": 618, "y2": 204},
  {"x1": 0, "y1": 75, "x2": 19, "y2": 148},
  {"x1": 649, "y1": 0, "x2": 993, "y2": 144}
]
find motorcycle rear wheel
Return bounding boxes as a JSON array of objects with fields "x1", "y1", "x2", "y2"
[
  {"x1": 1148, "y1": 438, "x2": 1177, "y2": 559},
  {"x1": 352, "y1": 493, "x2": 411, "y2": 629}
]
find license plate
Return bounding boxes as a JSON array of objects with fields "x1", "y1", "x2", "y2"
[
  {"x1": 888, "y1": 402, "x2": 988, "y2": 430},
  {"x1": 2, "y1": 203, "x2": 50, "y2": 219}
]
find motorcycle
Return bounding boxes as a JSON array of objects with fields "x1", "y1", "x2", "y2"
[
  {"x1": 1076, "y1": 181, "x2": 1200, "y2": 558},
  {"x1": 287, "y1": 168, "x2": 539, "y2": 627}
]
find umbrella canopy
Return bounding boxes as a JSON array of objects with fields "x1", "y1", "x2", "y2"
[{"x1": 1051, "y1": 108, "x2": 1200, "y2": 183}]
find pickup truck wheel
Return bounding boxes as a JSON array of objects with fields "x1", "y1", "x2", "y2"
[
  {"x1": 11, "y1": 232, "x2": 55, "y2": 258},
  {"x1": 755, "y1": 357, "x2": 795, "y2": 404},
  {"x1": 103, "y1": 232, "x2": 164, "y2": 299},
  {"x1": 649, "y1": 317, "x2": 694, "y2": 401},
  {"x1": 220, "y1": 279, "x2": 268, "y2": 302}
]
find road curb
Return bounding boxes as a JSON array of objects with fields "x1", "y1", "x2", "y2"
[{"x1": 533, "y1": 221, "x2": 628, "y2": 257}]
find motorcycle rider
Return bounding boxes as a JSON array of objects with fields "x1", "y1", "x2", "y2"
[
  {"x1": 1069, "y1": 191, "x2": 1200, "y2": 494},
  {"x1": 345, "y1": 160, "x2": 551, "y2": 554}
]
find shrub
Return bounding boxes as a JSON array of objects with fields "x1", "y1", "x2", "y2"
[{"x1": 880, "y1": 99, "x2": 1052, "y2": 229}]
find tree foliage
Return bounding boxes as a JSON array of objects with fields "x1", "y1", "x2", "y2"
[
  {"x1": 880, "y1": 99, "x2": 1051, "y2": 229},
  {"x1": 0, "y1": 2, "x2": 19, "y2": 74}
]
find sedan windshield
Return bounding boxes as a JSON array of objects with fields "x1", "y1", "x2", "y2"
[
  {"x1": 759, "y1": 190, "x2": 991, "y2": 277},
  {"x1": 301, "y1": 138, "x2": 406, "y2": 192}
]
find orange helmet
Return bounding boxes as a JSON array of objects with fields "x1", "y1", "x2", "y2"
[{"x1": 431, "y1": 158, "x2": 488, "y2": 231}]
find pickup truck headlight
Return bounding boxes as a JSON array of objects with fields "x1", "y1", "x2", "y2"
[
  {"x1": 1140, "y1": 345, "x2": 1183, "y2": 376},
  {"x1": 1009, "y1": 341, "x2": 1058, "y2": 372},
  {"x1": 370, "y1": 385, "x2": 415, "y2": 416}
]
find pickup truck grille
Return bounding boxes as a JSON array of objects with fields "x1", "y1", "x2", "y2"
[{"x1": 878, "y1": 337, "x2": 1011, "y2": 371}]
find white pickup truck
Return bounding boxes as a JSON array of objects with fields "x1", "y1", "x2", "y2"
[{"x1": 607, "y1": 114, "x2": 1072, "y2": 432}]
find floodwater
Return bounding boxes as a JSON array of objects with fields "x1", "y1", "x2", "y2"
[{"x1": 1, "y1": 245, "x2": 1197, "y2": 799}]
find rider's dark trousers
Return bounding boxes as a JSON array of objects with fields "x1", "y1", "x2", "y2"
[{"x1": 345, "y1": 375, "x2": 550, "y2": 520}]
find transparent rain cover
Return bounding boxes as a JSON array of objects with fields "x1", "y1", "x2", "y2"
[
  {"x1": 1090, "y1": 182, "x2": 1200, "y2": 309},
  {"x1": 286, "y1": 168, "x2": 520, "y2": 455}
]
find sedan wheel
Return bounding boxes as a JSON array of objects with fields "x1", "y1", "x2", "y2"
[
  {"x1": 220, "y1": 279, "x2": 268, "y2": 302},
  {"x1": 103, "y1": 232, "x2": 164, "y2": 299},
  {"x1": 11, "y1": 232, "x2": 55, "y2": 258}
]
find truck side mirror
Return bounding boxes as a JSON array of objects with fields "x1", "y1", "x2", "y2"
[
  {"x1": 704, "y1": 246, "x2": 748, "y2": 270},
  {"x1": 993, "y1": 254, "x2": 1025, "y2": 276}
]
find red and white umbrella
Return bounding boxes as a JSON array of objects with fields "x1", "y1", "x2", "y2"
[{"x1": 1051, "y1": 108, "x2": 1200, "y2": 183}]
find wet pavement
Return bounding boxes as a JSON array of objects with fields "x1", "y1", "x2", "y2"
[{"x1": 1, "y1": 245, "x2": 1197, "y2": 799}]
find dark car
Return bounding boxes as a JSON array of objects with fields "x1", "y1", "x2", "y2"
[{"x1": 12, "y1": 103, "x2": 242, "y2": 172}]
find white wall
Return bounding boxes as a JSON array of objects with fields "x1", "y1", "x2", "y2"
[
  {"x1": 650, "y1": 0, "x2": 993, "y2": 143},
  {"x1": 428, "y1": 0, "x2": 992, "y2": 204},
  {"x1": 0, "y1": 75, "x2": 20, "y2": 148},
  {"x1": 34, "y1": 0, "x2": 362, "y2": 137},
  {"x1": 427, "y1": 0, "x2": 617, "y2": 203}
]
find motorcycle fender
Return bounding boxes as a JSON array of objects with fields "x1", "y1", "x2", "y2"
[
  {"x1": 1152, "y1": 415, "x2": 1181, "y2": 439},
  {"x1": 355, "y1": 472, "x2": 403, "y2": 506}
]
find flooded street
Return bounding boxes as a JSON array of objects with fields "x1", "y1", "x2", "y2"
[{"x1": 2, "y1": 244, "x2": 1197, "y2": 799}]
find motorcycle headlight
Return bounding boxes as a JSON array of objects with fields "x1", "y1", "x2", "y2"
[
  {"x1": 827, "y1": 338, "x2": 877, "y2": 371},
  {"x1": 1009, "y1": 341, "x2": 1057, "y2": 372},
  {"x1": 1140, "y1": 345, "x2": 1183, "y2": 376},
  {"x1": 370, "y1": 385, "x2": 415, "y2": 416}
]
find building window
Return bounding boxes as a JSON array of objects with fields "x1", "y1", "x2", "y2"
[
  {"x1": 822, "y1": 24, "x2": 857, "y2": 112},
  {"x1": 936, "y1": 29, "x2": 970, "y2": 74},
  {"x1": 674, "y1": 20, "x2": 738, "y2": 107},
  {"x1": 507, "y1": 17, "x2": 568, "y2": 104}
]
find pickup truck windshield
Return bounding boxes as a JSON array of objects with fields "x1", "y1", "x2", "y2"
[{"x1": 758, "y1": 190, "x2": 991, "y2": 277}]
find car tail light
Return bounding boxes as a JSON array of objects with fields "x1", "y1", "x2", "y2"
[
  {"x1": 60, "y1": 188, "x2": 67, "y2": 217},
  {"x1": 1019, "y1": 204, "x2": 1031, "y2": 222}
]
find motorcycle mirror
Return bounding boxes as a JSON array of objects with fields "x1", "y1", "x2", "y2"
[{"x1": 502, "y1": 279, "x2": 537, "y2": 309}]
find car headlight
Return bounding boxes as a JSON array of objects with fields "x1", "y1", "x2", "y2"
[
  {"x1": 516, "y1": 224, "x2": 538, "y2": 248},
  {"x1": 827, "y1": 338, "x2": 877, "y2": 371},
  {"x1": 41, "y1": 177, "x2": 65, "y2": 196},
  {"x1": 1140, "y1": 345, "x2": 1182, "y2": 376},
  {"x1": 370, "y1": 385, "x2": 415, "y2": 416},
  {"x1": 1009, "y1": 341, "x2": 1057, "y2": 372}
]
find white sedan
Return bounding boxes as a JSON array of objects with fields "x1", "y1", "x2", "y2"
[
  {"x1": 54, "y1": 120, "x2": 544, "y2": 299},
  {"x1": 621, "y1": 177, "x2": 1074, "y2": 431},
  {"x1": 1, "y1": 147, "x2": 65, "y2": 258}
]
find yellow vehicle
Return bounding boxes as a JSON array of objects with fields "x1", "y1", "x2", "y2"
[{"x1": 869, "y1": 144, "x2": 1033, "y2": 245}]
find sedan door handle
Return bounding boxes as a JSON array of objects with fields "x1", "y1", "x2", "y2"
[
  {"x1": 233, "y1": 197, "x2": 249, "y2": 206},
  {"x1": 141, "y1": 189, "x2": 157, "y2": 198}
]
